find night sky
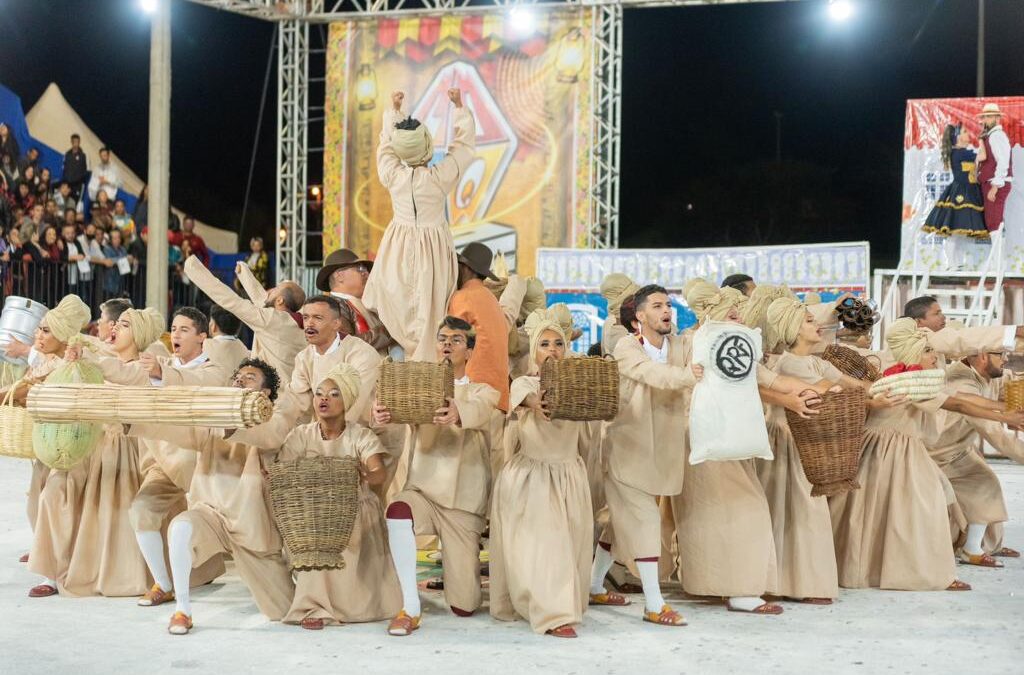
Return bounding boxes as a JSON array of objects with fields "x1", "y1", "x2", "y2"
[{"x1": 2, "y1": 0, "x2": 1022, "y2": 268}]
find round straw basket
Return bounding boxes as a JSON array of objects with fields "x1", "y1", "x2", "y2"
[
  {"x1": 0, "y1": 381, "x2": 35, "y2": 459},
  {"x1": 785, "y1": 388, "x2": 867, "y2": 497},
  {"x1": 539, "y1": 356, "x2": 619, "y2": 422},
  {"x1": 1005, "y1": 380, "x2": 1024, "y2": 412},
  {"x1": 822, "y1": 344, "x2": 881, "y2": 382},
  {"x1": 869, "y1": 369, "x2": 946, "y2": 401},
  {"x1": 267, "y1": 455, "x2": 361, "y2": 571},
  {"x1": 377, "y1": 359, "x2": 454, "y2": 425}
]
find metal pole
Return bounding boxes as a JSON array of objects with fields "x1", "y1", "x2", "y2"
[
  {"x1": 146, "y1": 0, "x2": 171, "y2": 312},
  {"x1": 976, "y1": 0, "x2": 985, "y2": 97}
]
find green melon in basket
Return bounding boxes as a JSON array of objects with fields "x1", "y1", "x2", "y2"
[{"x1": 33, "y1": 360, "x2": 105, "y2": 470}]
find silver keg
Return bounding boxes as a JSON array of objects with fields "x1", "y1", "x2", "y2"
[{"x1": 0, "y1": 296, "x2": 49, "y2": 366}]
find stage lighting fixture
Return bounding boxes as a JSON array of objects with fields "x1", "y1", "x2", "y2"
[
  {"x1": 556, "y1": 28, "x2": 585, "y2": 83},
  {"x1": 139, "y1": 0, "x2": 159, "y2": 14},
  {"x1": 828, "y1": 0, "x2": 854, "y2": 22},
  {"x1": 278, "y1": 226, "x2": 288, "y2": 244},
  {"x1": 356, "y1": 64, "x2": 378, "y2": 111},
  {"x1": 509, "y1": 7, "x2": 536, "y2": 35}
]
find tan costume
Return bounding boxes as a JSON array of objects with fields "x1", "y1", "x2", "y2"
[
  {"x1": 489, "y1": 376, "x2": 593, "y2": 634},
  {"x1": 277, "y1": 423, "x2": 402, "y2": 625},
  {"x1": 878, "y1": 323, "x2": 1015, "y2": 370},
  {"x1": 203, "y1": 336, "x2": 250, "y2": 375},
  {"x1": 289, "y1": 335, "x2": 381, "y2": 424},
  {"x1": 363, "y1": 105, "x2": 475, "y2": 362},
  {"x1": 758, "y1": 352, "x2": 842, "y2": 599}
]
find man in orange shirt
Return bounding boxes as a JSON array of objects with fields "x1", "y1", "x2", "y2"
[{"x1": 448, "y1": 242, "x2": 509, "y2": 411}]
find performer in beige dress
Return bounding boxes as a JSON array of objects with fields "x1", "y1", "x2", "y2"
[
  {"x1": 274, "y1": 364, "x2": 402, "y2": 629},
  {"x1": 363, "y1": 88, "x2": 476, "y2": 362},
  {"x1": 29, "y1": 307, "x2": 164, "y2": 599},
  {"x1": 829, "y1": 318, "x2": 1024, "y2": 591},
  {"x1": 489, "y1": 309, "x2": 594, "y2": 638},
  {"x1": 129, "y1": 358, "x2": 298, "y2": 635},
  {"x1": 373, "y1": 316, "x2": 499, "y2": 636}
]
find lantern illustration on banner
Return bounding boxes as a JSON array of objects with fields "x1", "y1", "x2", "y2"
[
  {"x1": 356, "y1": 64, "x2": 378, "y2": 110},
  {"x1": 556, "y1": 28, "x2": 585, "y2": 84}
]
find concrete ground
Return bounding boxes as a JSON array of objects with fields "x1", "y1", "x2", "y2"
[{"x1": 1, "y1": 457, "x2": 1020, "y2": 675}]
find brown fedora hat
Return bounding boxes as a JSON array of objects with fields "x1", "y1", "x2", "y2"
[
  {"x1": 457, "y1": 241, "x2": 499, "y2": 281},
  {"x1": 316, "y1": 248, "x2": 373, "y2": 292}
]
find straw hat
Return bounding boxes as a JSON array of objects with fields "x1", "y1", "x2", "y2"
[{"x1": 977, "y1": 103, "x2": 1005, "y2": 118}]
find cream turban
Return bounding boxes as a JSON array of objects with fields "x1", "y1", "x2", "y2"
[
  {"x1": 684, "y1": 279, "x2": 747, "y2": 323},
  {"x1": 318, "y1": 363, "x2": 362, "y2": 412},
  {"x1": 519, "y1": 277, "x2": 547, "y2": 322},
  {"x1": 886, "y1": 317, "x2": 930, "y2": 365},
  {"x1": 44, "y1": 295, "x2": 91, "y2": 344},
  {"x1": 524, "y1": 308, "x2": 567, "y2": 372},
  {"x1": 600, "y1": 273, "x2": 639, "y2": 316},
  {"x1": 392, "y1": 120, "x2": 433, "y2": 166},
  {"x1": 547, "y1": 303, "x2": 580, "y2": 341},
  {"x1": 742, "y1": 284, "x2": 791, "y2": 330},
  {"x1": 766, "y1": 297, "x2": 808, "y2": 351},
  {"x1": 123, "y1": 308, "x2": 166, "y2": 352}
]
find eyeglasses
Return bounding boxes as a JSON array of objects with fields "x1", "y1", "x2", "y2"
[
  {"x1": 436, "y1": 335, "x2": 467, "y2": 346},
  {"x1": 987, "y1": 352, "x2": 1010, "y2": 361}
]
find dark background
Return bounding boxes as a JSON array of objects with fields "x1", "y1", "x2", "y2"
[{"x1": 2, "y1": 0, "x2": 1022, "y2": 268}]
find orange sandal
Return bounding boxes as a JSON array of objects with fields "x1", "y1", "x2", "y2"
[
  {"x1": 947, "y1": 579, "x2": 972, "y2": 591},
  {"x1": 959, "y1": 552, "x2": 1004, "y2": 568},
  {"x1": 168, "y1": 612, "x2": 193, "y2": 635},
  {"x1": 643, "y1": 604, "x2": 687, "y2": 626},
  {"x1": 301, "y1": 618, "x2": 324, "y2": 631},
  {"x1": 728, "y1": 601, "x2": 784, "y2": 615},
  {"x1": 387, "y1": 610, "x2": 421, "y2": 637},
  {"x1": 546, "y1": 624, "x2": 578, "y2": 638},
  {"x1": 589, "y1": 591, "x2": 631, "y2": 606},
  {"x1": 994, "y1": 547, "x2": 1020, "y2": 558},
  {"x1": 138, "y1": 584, "x2": 175, "y2": 607}
]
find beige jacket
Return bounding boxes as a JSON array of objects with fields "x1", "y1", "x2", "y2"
[{"x1": 289, "y1": 335, "x2": 382, "y2": 424}]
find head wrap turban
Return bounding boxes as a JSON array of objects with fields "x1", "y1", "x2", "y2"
[
  {"x1": 319, "y1": 363, "x2": 362, "y2": 412},
  {"x1": 600, "y1": 273, "x2": 640, "y2": 317},
  {"x1": 524, "y1": 308, "x2": 568, "y2": 373},
  {"x1": 392, "y1": 120, "x2": 434, "y2": 166},
  {"x1": 886, "y1": 317, "x2": 930, "y2": 365},
  {"x1": 766, "y1": 297, "x2": 808, "y2": 351},
  {"x1": 546, "y1": 303, "x2": 580, "y2": 342},
  {"x1": 123, "y1": 308, "x2": 166, "y2": 352},
  {"x1": 518, "y1": 277, "x2": 547, "y2": 323},
  {"x1": 44, "y1": 295, "x2": 91, "y2": 344},
  {"x1": 683, "y1": 279, "x2": 746, "y2": 323},
  {"x1": 742, "y1": 284, "x2": 791, "y2": 330}
]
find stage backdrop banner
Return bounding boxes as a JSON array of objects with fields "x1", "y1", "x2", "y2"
[
  {"x1": 902, "y1": 97, "x2": 1024, "y2": 272},
  {"x1": 324, "y1": 11, "x2": 596, "y2": 276}
]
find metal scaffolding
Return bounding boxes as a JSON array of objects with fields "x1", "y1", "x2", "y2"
[{"x1": 276, "y1": 17, "x2": 310, "y2": 282}]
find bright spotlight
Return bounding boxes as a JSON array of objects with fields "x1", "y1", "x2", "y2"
[
  {"x1": 139, "y1": 0, "x2": 159, "y2": 14},
  {"x1": 509, "y1": 7, "x2": 536, "y2": 35},
  {"x1": 828, "y1": 0, "x2": 854, "y2": 22}
]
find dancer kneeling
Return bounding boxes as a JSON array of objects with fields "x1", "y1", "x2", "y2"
[{"x1": 489, "y1": 309, "x2": 594, "y2": 638}]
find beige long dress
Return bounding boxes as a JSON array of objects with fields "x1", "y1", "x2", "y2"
[
  {"x1": 362, "y1": 106, "x2": 475, "y2": 363},
  {"x1": 278, "y1": 423, "x2": 402, "y2": 625},
  {"x1": 757, "y1": 352, "x2": 841, "y2": 600},
  {"x1": 829, "y1": 395, "x2": 957, "y2": 590},
  {"x1": 489, "y1": 376, "x2": 594, "y2": 634}
]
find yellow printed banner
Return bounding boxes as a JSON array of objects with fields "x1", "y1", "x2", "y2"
[{"x1": 323, "y1": 10, "x2": 595, "y2": 275}]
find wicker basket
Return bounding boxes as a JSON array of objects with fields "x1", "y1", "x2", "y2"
[
  {"x1": 377, "y1": 359, "x2": 454, "y2": 425},
  {"x1": 785, "y1": 388, "x2": 867, "y2": 497},
  {"x1": 0, "y1": 381, "x2": 35, "y2": 459},
  {"x1": 267, "y1": 455, "x2": 360, "y2": 571},
  {"x1": 1005, "y1": 380, "x2": 1024, "y2": 412},
  {"x1": 869, "y1": 369, "x2": 946, "y2": 401},
  {"x1": 822, "y1": 344, "x2": 882, "y2": 382},
  {"x1": 539, "y1": 356, "x2": 619, "y2": 422}
]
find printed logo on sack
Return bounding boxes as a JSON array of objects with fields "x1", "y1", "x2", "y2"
[{"x1": 711, "y1": 332, "x2": 755, "y2": 381}]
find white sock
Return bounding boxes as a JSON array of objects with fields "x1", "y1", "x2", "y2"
[
  {"x1": 135, "y1": 530, "x2": 172, "y2": 591},
  {"x1": 590, "y1": 545, "x2": 615, "y2": 595},
  {"x1": 386, "y1": 518, "x2": 421, "y2": 617},
  {"x1": 728, "y1": 596, "x2": 766, "y2": 612},
  {"x1": 636, "y1": 560, "x2": 665, "y2": 613},
  {"x1": 40, "y1": 577, "x2": 56, "y2": 588},
  {"x1": 168, "y1": 520, "x2": 194, "y2": 616},
  {"x1": 964, "y1": 523, "x2": 987, "y2": 556}
]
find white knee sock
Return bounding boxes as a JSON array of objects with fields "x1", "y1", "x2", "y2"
[
  {"x1": 136, "y1": 530, "x2": 172, "y2": 591},
  {"x1": 590, "y1": 545, "x2": 615, "y2": 595},
  {"x1": 636, "y1": 560, "x2": 665, "y2": 613},
  {"x1": 39, "y1": 577, "x2": 56, "y2": 588},
  {"x1": 964, "y1": 523, "x2": 987, "y2": 556},
  {"x1": 386, "y1": 518, "x2": 421, "y2": 617},
  {"x1": 168, "y1": 521, "x2": 194, "y2": 616},
  {"x1": 729, "y1": 596, "x2": 766, "y2": 612}
]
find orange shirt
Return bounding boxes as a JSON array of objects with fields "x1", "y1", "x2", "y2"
[{"x1": 449, "y1": 278, "x2": 510, "y2": 411}]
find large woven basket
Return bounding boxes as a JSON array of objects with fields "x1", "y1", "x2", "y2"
[
  {"x1": 822, "y1": 344, "x2": 881, "y2": 382},
  {"x1": 785, "y1": 388, "x2": 867, "y2": 497},
  {"x1": 869, "y1": 369, "x2": 946, "y2": 401},
  {"x1": 377, "y1": 359, "x2": 454, "y2": 425},
  {"x1": 1005, "y1": 380, "x2": 1024, "y2": 412},
  {"x1": 0, "y1": 381, "x2": 35, "y2": 459},
  {"x1": 540, "y1": 356, "x2": 619, "y2": 421},
  {"x1": 267, "y1": 455, "x2": 360, "y2": 571}
]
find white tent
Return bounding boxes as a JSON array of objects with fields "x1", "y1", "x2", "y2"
[{"x1": 25, "y1": 83, "x2": 238, "y2": 253}]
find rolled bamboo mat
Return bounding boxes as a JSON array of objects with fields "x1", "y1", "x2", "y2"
[{"x1": 27, "y1": 384, "x2": 273, "y2": 428}]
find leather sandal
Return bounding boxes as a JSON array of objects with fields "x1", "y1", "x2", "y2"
[
  {"x1": 300, "y1": 618, "x2": 325, "y2": 631},
  {"x1": 138, "y1": 584, "x2": 175, "y2": 607},
  {"x1": 993, "y1": 547, "x2": 1020, "y2": 558},
  {"x1": 28, "y1": 584, "x2": 57, "y2": 598},
  {"x1": 387, "y1": 610, "x2": 421, "y2": 636},
  {"x1": 643, "y1": 604, "x2": 686, "y2": 626},
  {"x1": 946, "y1": 579, "x2": 972, "y2": 591},
  {"x1": 19, "y1": 553, "x2": 28, "y2": 563},
  {"x1": 959, "y1": 551, "x2": 1003, "y2": 568},
  {"x1": 168, "y1": 612, "x2": 193, "y2": 635},
  {"x1": 546, "y1": 624, "x2": 578, "y2": 638},
  {"x1": 589, "y1": 591, "x2": 631, "y2": 606},
  {"x1": 728, "y1": 601, "x2": 784, "y2": 615}
]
